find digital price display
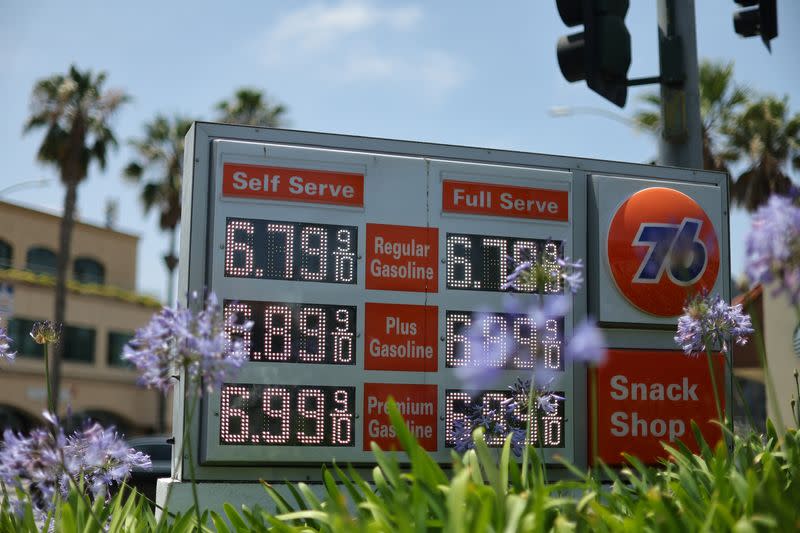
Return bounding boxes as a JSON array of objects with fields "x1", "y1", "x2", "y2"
[
  {"x1": 189, "y1": 133, "x2": 577, "y2": 472},
  {"x1": 446, "y1": 233, "x2": 563, "y2": 292},
  {"x1": 220, "y1": 384, "x2": 355, "y2": 446},
  {"x1": 225, "y1": 218, "x2": 357, "y2": 284},
  {"x1": 224, "y1": 300, "x2": 356, "y2": 364},
  {"x1": 445, "y1": 389, "x2": 565, "y2": 448},
  {"x1": 445, "y1": 311, "x2": 564, "y2": 371}
]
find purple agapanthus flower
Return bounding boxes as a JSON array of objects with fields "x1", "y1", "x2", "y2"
[
  {"x1": 0, "y1": 412, "x2": 150, "y2": 516},
  {"x1": 502, "y1": 255, "x2": 584, "y2": 294},
  {"x1": 537, "y1": 392, "x2": 565, "y2": 415},
  {"x1": 565, "y1": 319, "x2": 606, "y2": 365},
  {"x1": 745, "y1": 194, "x2": 800, "y2": 305},
  {"x1": 675, "y1": 293, "x2": 753, "y2": 356},
  {"x1": 123, "y1": 292, "x2": 253, "y2": 393},
  {"x1": 0, "y1": 327, "x2": 15, "y2": 361},
  {"x1": 557, "y1": 257, "x2": 584, "y2": 294}
]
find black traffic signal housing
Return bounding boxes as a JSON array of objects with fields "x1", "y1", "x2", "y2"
[
  {"x1": 733, "y1": 0, "x2": 778, "y2": 51},
  {"x1": 556, "y1": 0, "x2": 632, "y2": 107}
]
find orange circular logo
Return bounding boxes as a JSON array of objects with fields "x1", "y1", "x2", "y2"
[{"x1": 607, "y1": 187, "x2": 719, "y2": 316}]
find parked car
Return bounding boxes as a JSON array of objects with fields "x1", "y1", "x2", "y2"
[{"x1": 126, "y1": 435, "x2": 172, "y2": 503}]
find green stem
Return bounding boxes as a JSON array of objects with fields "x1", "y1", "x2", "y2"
[
  {"x1": 724, "y1": 356, "x2": 757, "y2": 432},
  {"x1": 704, "y1": 347, "x2": 724, "y2": 428},
  {"x1": 522, "y1": 383, "x2": 534, "y2": 488},
  {"x1": 590, "y1": 367, "x2": 599, "y2": 469},
  {"x1": 43, "y1": 343, "x2": 55, "y2": 415},
  {"x1": 536, "y1": 404, "x2": 547, "y2": 484},
  {"x1": 184, "y1": 382, "x2": 203, "y2": 529},
  {"x1": 156, "y1": 379, "x2": 201, "y2": 530}
]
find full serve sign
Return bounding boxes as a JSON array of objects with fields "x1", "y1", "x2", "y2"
[{"x1": 196, "y1": 139, "x2": 575, "y2": 465}]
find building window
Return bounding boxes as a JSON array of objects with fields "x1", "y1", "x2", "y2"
[
  {"x1": 63, "y1": 325, "x2": 95, "y2": 363},
  {"x1": 5, "y1": 318, "x2": 44, "y2": 358},
  {"x1": 107, "y1": 331, "x2": 133, "y2": 367},
  {"x1": 73, "y1": 257, "x2": 105, "y2": 284},
  {"x1": 26, "y1": 247, "x2": 57, "y2": 276},
  {"x1": 0, "y1": 240, "x2": 11, "y2": 269}
]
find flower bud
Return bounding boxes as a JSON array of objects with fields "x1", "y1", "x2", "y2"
[{"x1": 30, "y1": 321, "x2": 61, "y2": 345}]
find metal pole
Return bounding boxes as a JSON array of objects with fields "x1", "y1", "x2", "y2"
[{"x1": 657, "y1": 0, "x2": 702, "y2": 169}]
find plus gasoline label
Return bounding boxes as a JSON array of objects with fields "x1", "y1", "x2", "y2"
[{"x1": 607, "y1": 187, "x2": 719, "y2": 316}]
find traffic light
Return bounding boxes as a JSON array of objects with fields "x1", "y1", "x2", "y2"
[
  {"x1": 556, "y1": 0, "x2": 632, "y2": 107},
  {"x1": 733, "y1": 0, "x2": 778, "y2": 51}
]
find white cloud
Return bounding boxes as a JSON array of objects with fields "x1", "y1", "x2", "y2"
[
  {"x1": 338, "y1": 50, "x2": 466, "y2": 97},
  {"x1": 263, "y1": 1, "x2": 421, "y2": 60},
  {"x1": 255, "y1": 1, "x2": 467, "y2": 98}
]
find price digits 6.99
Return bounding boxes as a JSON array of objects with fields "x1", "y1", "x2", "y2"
[
  {"x1": 446, "y1": 233, "x2": 562, "y2": 292},
  {"x1": 445, "y1": 388, "x2": 565, "y2": 448},
  {"x1": 220, "y1": 384, "x2": 355, "y2": 447},
  {"x1": 225, "y1": 218, "x2": 357, "y2": 284},
  {"x1": 224, "y1": 300, "x2": 356, "y2": 364},
  {"x1": 445, "y1": 311, "x2": 564, "y2": 371}
]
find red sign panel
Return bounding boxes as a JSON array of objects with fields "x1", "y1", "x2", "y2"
[
  {"x1": 364, "y1": 303, "x2": 438, "y2": 372},
  {"x1": 366, "y1": 224, "x2": 438, "y2": 292},
  {"x1": 592, "y1": 349, "x2": 725, "y2": 465},
  {"x1": 222, "y1": 163, "x2": 364, "y2": 207},
  {"x1": 442, "y1": 180, "x2": 568, "y2": 221},
  {"x1": 363, "y1": 383, "x2": 438, "y2": 451},
  {"x1": 607, "y1": 187, "x2": 719, "y2": 316}
]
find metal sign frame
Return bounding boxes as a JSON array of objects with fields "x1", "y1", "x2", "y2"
[{"x1": 173, "y1": 123, "x2": 729, "y2": 483}]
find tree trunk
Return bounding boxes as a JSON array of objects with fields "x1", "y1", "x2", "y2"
[{"x1": 52, "y1": 180, "x2": 78, "y2": 415}]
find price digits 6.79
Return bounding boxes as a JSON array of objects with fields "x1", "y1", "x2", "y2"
[
  {"x1": 220, "y1": 384, "x2": 355, "y2": 447},
  {"x1": 446, "y1": 233, "x2": 562, "y2": 292},
  {"x1": 225, "y1": 217, "x2": 357, "y2": 284}
]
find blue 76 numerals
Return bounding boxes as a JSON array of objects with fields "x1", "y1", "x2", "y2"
[{"x1": 632, "y1": 218, "x2": 707, "y2": 285}]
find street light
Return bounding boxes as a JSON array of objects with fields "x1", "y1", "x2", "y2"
[
  {"x1": 548, "y1": 105, "x2": 641, "y2": 129},
  {"x1": 0, "y1": 179, "x2": 52, "y2": 197}
]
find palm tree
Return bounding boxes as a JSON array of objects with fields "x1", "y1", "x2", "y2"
[
  {"x1": 632, "y1": 60, "x2": 747, "y2": 174},
  {"x1": 725, "y1": 96, "x2": 800, "y2": 211},
  {"x1": 24, "y1": 65, "x2": 129, "y2": 414},
  {"x1": 124, "y1": 115, "x2": 194, "y2": 434},
  {"x1": 124, "y1": 115, "x2": 195, "y2": 306},
  {"x1": 215, "y1": 87, "x2": 287, "y2": 127}
]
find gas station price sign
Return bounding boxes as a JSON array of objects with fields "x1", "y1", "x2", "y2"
[{"x1": 188, "y1": 135, "x2": 575, "y2": 469}]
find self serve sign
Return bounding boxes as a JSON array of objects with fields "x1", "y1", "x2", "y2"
[{"x1": 607, "y1": 187, "x2": 720, "y2": 317}]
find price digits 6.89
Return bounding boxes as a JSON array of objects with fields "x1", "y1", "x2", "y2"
[
  {"x1": 224, "y1": 300, "x2": 356, "y2": 364},
  {"x1": 220, "y1": 384, "x2": 355, "y2": 447},
  {"x1": 225, "y1": 217, "x2": 357, "y2": 284},
  {"x1": 446, "y1": 233, "x2": 562, "y2": 292}
]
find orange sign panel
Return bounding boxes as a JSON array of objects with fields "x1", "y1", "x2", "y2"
[
  {"x1": 366, "y1": 223, "x2": 438, "y2": 292},
  {"x1": 363, "y1": 383, "x2": 438, "y2": 451},
  {"x1": 442, "y1": 180, "x2": 568, "y2": 221},
  {"x1": 592, "y1": 349, "x2": 725, "y2": 465},
  {"x1": 364, "y1": 303, "x2": 438, "y2": 372},
  {"x1": 222, "y1": 163, "x2": 364, "y2": 207}
]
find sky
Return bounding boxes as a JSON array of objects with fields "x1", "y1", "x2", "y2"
[{"x1": 1, "y1": 0, "x2": 798, "y2": 302}]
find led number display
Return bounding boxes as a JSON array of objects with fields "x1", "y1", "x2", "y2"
[
  {"x1": 225, "y1": 218, "x2": 357, "y2": 284},
  {"x1": 445, "y1": 311, "x2": 564, "y2": 371},
  {"x1": 224, "y1": 300, "x2": 356, "y2": 364},
  {"x1": 220, "y1": 384, "x2": 355, "y2": 446},
  {"x1": 446, "y1": 233, "x2": 563, "y2": 292},
  {"x1": 445, "y1": 389, "x2": 565, "y2": 448}
]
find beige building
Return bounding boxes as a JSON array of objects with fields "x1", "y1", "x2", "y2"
[
  {"x1": 733, "y1": 284, "x2": 800, "y2": 433},
  {"x1": 0, "y1": 199, "x2": 166, "y2": 436}
]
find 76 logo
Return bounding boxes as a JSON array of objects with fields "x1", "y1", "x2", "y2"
[{"x1": 632, "y1": 218, "x2": 707, "y2": 285}]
